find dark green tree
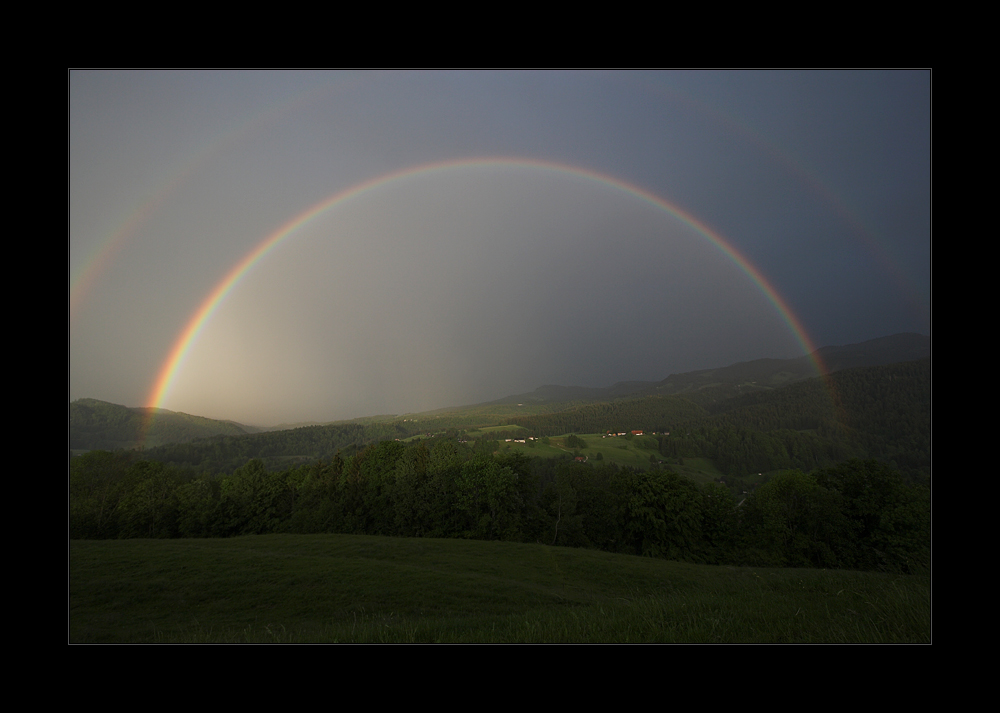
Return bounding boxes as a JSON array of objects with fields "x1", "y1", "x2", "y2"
[
  {"x1": 617, "y1": 469, "x2": 704, "y2": 561},
  {"x1": 455, "y1": 456, "x2": 522, "y2": 540}
]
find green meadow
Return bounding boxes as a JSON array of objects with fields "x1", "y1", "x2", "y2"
[
  {"x1": 70, "y1": 534, "x2": 929, "y2": 643},
  {"x1": 498, "y1": 432, "x2": 696, "y2": 472}
]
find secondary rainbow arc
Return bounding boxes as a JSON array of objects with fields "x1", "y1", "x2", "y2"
[{"x1": 147, "y1": 157, "x2": 827, "y2": 418}]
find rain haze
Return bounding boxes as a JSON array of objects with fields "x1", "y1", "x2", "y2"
[{"x1": 69, "y1": 70, "x2": 931, "y2": 426}]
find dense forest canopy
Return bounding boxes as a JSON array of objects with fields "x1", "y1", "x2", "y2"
[{"x1": 70, "y1": 443, "x2": 929, "y2": 573}]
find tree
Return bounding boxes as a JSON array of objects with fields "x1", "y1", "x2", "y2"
[
  {"x1": 220, "y1": 459, "x2": 288, "y2": 535},
  {"x1": 455, "y1": 456, "x2": 521, "y2": 540},
  {"x1": 737, "y1": 470, "x2": 843, "y2": 568},
  {"x1": 544, "y1": 463, "x2": 586, "y2": 547},
  {"x1": 117, "y1": 460, "x2": 180, "y2": 538},
  {"x1": 814, "y1": 459, "x2": 929, "y2": 572},
  {"x1": 700, "y1": 483, "x2": 737, "y2": 564},
  {"x1": 70, "y1": 450, "x2": 137, "y2": 538},
  {"x1": 175, "y1": 475, "x2": 219, "y2": 537},
  {"x1": 617, "y1": 469, "x2": 705, "y2": 561}
]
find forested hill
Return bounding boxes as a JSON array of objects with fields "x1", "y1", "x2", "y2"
[
  {"x1": 702, "y1": 358, "x2": 930, "y2": 439},
  {"x1": 69, "y1": 399, "x2": 260, "y2": 450},
  {"x1": 658, "y1": 359, "x2": 931, "y2": 482},
  {"x1": 141, "y1": 420, "x2": 414, "y2": 473}
]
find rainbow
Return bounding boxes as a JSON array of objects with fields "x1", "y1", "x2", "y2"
[{"x1": 146, "y1": 157, "x2": 829, "y2": 418}]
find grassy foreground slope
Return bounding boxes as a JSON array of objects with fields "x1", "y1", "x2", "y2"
[{"x1": 70, "y1": 534, "x2": 929, "y2": 643}]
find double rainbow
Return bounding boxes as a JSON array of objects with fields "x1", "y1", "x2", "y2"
[{"x1": 147, "y1": 157, "x2": 827, "y2": 418}]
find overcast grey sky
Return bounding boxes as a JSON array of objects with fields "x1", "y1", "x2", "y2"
[{"x1": 69, "y1": 70, "x2": 930, "y2": 425}]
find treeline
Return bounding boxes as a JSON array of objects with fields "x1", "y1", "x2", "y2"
[{"x1": 70, "y1": 442, "x2": 929, "y2": 574}]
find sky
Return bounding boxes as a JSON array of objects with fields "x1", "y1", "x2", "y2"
[{"x1": 70, "y1": 70, "x2": 931, "y2": 426}]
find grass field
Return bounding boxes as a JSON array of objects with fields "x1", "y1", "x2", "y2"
[{"x1": 70, "y1": 534, "x2": 930, "y2": 643}]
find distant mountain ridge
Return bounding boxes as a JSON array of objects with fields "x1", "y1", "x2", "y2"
[
  {"x1": 487, "y1": 333, "x2": 930, "y2": 408},
  {"x1": 811, "y1": 332, "x2": 930, "y2": 371},
  {"x1": 70, "y1": 333, "x2": 929, "y2": 451}
]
